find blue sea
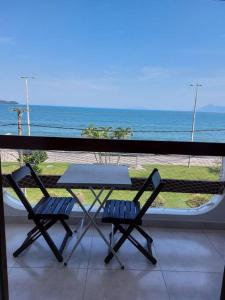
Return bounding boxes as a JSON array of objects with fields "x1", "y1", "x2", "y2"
[{"x1": 0, "y1": 104, "x2": 225, "y2": 142}]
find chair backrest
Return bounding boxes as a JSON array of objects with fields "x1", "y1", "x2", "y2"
[
  {"x1": 133, "y1": 168, "x2": 163, "y2": 220},
  {"x1": 6, "y1": 163, "x2": 49, "y2": 217}
]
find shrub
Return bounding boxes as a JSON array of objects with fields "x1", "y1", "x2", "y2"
[
  {"x1": 185, "y1": 194, "x2": 208, "y2": 208},
  {"x1": 151, "y1": 194, "x2": 166, "y2": 208},
  {"x1": 22, "y1": 150, "x2": 48, "y2": 173},
  {"x1": 208, "y1": 163, "x2": 221, "y2": 176}
]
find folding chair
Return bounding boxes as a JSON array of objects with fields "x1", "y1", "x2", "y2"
[
  {"x1": 7, "y1": 163, "x2": 76, "y2": 262},
  {"x1": 102, "y1": 168, "x2": 163, "y2": 265}
]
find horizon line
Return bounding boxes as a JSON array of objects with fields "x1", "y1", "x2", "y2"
[{"x1": 1, "y1": 102, "x2": 224, "y2": 113}]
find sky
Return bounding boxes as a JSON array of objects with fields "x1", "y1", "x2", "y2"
[{"x1": 1, "y1": 0, "x2": 225, "y2": 110}]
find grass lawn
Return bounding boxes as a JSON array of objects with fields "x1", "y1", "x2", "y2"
[{"x1": 2, "y1": 162, "x2": 220, "y2": 209}]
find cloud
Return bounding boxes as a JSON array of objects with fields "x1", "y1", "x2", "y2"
[
  {"x1": 196, "y1": 76, "x2": 225, "y2": 87},
  {"x1": 39, "y1": 77, "x2": 118, "y2": 93},
  {"x1": 188, "y1": 70, "x2": 225, "y2": 87},
  {"x1": 137, "y1": 66, "x2": 176, "y2": 81},
  {"x1": 0, "y1": 36, "x2": 14, "y2": 45}
]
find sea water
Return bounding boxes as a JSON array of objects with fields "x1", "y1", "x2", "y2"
[{"x1": 0, "y1": 104, "x2": 225, "y2": 142}]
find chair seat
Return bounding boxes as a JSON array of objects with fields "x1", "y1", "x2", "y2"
[
  {"x1": 102, "y1": 200, "x2": 141, "y2": 225},
  {"x1": 29, "y1": 197, "x2": 76, "y2": 220}
]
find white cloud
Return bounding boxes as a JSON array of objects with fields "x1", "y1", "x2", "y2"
[
  {"x1": 39, "y1": 77, "x2": 118, "y2": 93},
  {"x1": 138, "y1": 66, "x2": 174, "y2": 81}
]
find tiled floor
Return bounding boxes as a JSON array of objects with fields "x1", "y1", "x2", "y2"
[{"x1": 5, "y1": 223, "x2": 224, "y2": 300}]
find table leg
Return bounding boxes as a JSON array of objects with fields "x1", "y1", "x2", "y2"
[
  {"x1": 73, "y1": 188, "x2": 104, "y2": 239},
  {"x1": 89, "y1": 187, "x2": 104, "y2": 207},
  {"x1": 64, "y1": 188, "x2": 124, "y2": 269},
  {"x1": 77, "y1": 188, "x2": 104, "y2": 234},
  {"x1": 64, "y1": 187, "x2": 112, "y2": 265},
  {"x1": 88, "y1": 188, "x2": 104, "y2": 212}
]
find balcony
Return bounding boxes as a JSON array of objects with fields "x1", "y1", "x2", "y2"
[{"x1": 1, "y1": 135, "x2": 225, "y2": 299}]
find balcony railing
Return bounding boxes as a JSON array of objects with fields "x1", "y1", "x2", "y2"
[{"x1": 1, "y1": 136, "x2": 225, "y2": 209}]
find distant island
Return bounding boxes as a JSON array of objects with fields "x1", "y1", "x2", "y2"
[
  {"x1": 0, "y1": 100, "x2": 18, "y2": 105},
  {"x1": 198, "y1": 104, "x2": 225, "y2": 113}
]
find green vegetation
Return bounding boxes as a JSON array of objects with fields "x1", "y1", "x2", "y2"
[
  {"x1": 81, "y1": 124, "x2": 112, "y2": 139},
  {"x1": 185, "y1": 194, "x2": 209, "y2": 208},
  {"x1": 81, "y1": 125, "x2": 133, "y2": 164},
  {"x1": 111, "y1": 127, "x2": 133, "y2": 140},
  {"x1": 2, "y1": 161, "x2": 220, "y2": 209},
  {"x1": 81, "y1": 124, "x2": 133, "y2": 140},
  {"x1": 22, "y1": 150, "x2": 48, "y2": 173}
]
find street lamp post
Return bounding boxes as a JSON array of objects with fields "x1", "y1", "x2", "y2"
[
  {"x1": 20, "y1": 76, "x2": 34, "y2": 136},
  {"x1": 188, "y1": 83, "x2": 202, "y2": 167}
]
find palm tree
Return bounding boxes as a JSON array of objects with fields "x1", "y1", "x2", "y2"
[
  {"x1": 81, "y1": 124, "x2": 112, "y2": 139},
  {"x1": 81, "y1": 124, "x2": 96, "y2": 138},
  {"x1": 111, "y1": 127, "x2": 133, "y2": 164},
  {"x1": 81, "y1": 125, "x2": 133, "y2": 165},
  {"x1": 98, "y1": 127, "x2": 112, "y2": 163},
  {"x1": 111, "y1": 127, "x2": 133, "y2": 140},
  {"x1": 81, "y1": 125, "x2": 112, "y2": 163}
]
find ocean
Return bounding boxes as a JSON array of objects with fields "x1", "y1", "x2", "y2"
[{"x1": 0, "y1": 104, "x2": 225, "y2": 142}]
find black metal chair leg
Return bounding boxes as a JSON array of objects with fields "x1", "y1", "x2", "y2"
[
  {"x1": 26, "y1": 220, "x2": 48, "y2": 237},
  {"x1": 26, "y1": 225, "x2": 39, "y2": 237},
  {"x1": 104, "y1": 224, "x2": 133, "y2": 263},
  {"x1": 33, "y1": 220, "x2": 63, "y2": 262},
  {"x1": 104, "y1": 235, "x2": 126, "y2": 263},
  {"x1": 13, "y1": 235, "x2": 37, "y2": 257},
  {"x1": 41, "y1": 229, "x2": 63, "y2": 262},
  {"x1": 13, "y1": 221, "x2": 56, "y2": 257},
  {"x1": 60, "y1": 220, "x2": 73, "y2": 236},
  {"x1": 14, "y1": 218, "x2": 70, "y2": 262},
  {"x1": 126, "y1": 234, "x2": 157, "y2": 265},
  {"x1": 135, "y1": 225, "x2": 153, "y2": 243},
  {"x1": 59, "y1": 231, "x2": 72, "y2": 254},
  {"x1": 116, "y1": 224, "x2": 157, "y2": 265}
]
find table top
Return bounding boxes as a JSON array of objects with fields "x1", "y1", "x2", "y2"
[{"x1": 57, "y1": 164, "x2": 132, "y2": 187}]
